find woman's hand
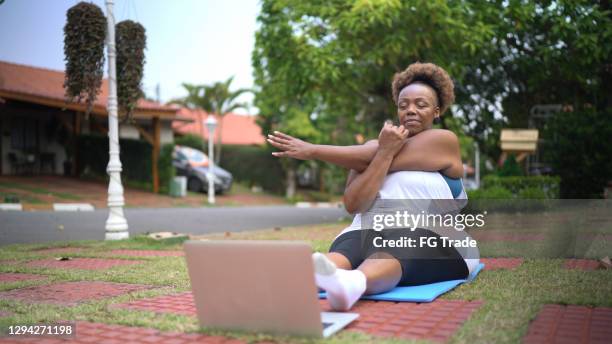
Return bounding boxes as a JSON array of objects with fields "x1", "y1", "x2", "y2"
[
  {"x1": 267, "y1": 131, "x2": 315, "y2": 160},
  {"x1": 377, "y1": 122, "x2": 409, "y2": 157}
]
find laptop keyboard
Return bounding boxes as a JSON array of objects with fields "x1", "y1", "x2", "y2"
[{"x1": 322, "y1": 322, "x2": 333, "y2": 329}]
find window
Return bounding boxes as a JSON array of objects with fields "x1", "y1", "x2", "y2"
[{"x1": 11, "y1": 118, "x2": 39, "y2": 150}]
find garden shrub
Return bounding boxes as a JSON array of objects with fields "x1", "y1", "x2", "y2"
[
  {"x1": 481, "y1": 175, "x2": 560, "y2": 199},
  {"x1": 175, "y1": 134, "x2": 205, "y2": 151},
  {"x1": 219, "y1": 144, "x2": 285, "y2": 194},
  {"x1": 544, "y1": 108, "x2": 612, "y2": 198}
]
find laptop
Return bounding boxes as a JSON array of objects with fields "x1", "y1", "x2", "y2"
[{"x1": 183, "y1": 240, "x2": 359, "y2": 338}]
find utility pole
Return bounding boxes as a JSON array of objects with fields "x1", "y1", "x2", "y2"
[{"x1": 104, "y1": 0, "x2": 129, "y2": 240}]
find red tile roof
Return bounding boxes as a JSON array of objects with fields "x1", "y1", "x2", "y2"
[
  {"x1": 172, "y1": 108, "x2": 265, "y2": 146},
  {"x1": 0, "y1": 60, "x2": 178, "y2": 116}
]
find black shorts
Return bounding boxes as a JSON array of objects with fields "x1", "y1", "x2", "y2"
[{"x1": 329, "y1": 228, "x2": 469, "y2": 286}]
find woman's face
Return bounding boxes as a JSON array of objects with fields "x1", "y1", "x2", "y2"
[{"x1": 397, "y1": 82, "x2": 440, "y2": 136}]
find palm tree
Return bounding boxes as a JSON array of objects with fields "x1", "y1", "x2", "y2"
[
  {"x1": 170, "y1": 83, "x2": 208, "y2": 145},
  {"x1": 171, "y1": 77, "x2": 249, "y2": 164}
]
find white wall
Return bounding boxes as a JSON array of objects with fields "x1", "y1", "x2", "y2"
[
  {"x1": 161, "y1": 120, "x2": 174, "y2": 145},
  {"x1": 118, "y1": 123, "x2": 140, "y2": 140}
]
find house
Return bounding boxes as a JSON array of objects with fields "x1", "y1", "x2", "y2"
[
  {"x1": 0, "y1": 60, "x2": 180, "y2": 192},
  {"x1": 172, "y1": 107, "x2": 265, "y2": 146}
]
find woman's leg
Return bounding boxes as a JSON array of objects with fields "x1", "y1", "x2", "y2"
[
  {"x1": 313, "y1": 252, "x2": 403, "y2": 310},
  {"x1": 357, "y1": 252, "x2": 403, "y2": 294},
  {"x1": 325, "y1": 252, "x2": 352, "y2": 270}
]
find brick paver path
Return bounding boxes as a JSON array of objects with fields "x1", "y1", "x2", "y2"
[
  {"x1": 0, "y1": 321, "x2": 247, "y2": 344},
  {"x1": 106, "y1": 250, "x2": 184, "y2": 257},
  {"x1": 523, "y1": 304, "x2": 612, "y2": 344},
  {"x1": 116, "y1": 292, "x2": 482, "y2": 342},
  {"x1": 331, "y1": 299, "x2": 483, "y2": 342},
  {"x1": 563, "y1": 259, "x2": 601, "y2": 271},
  {"x1": 472, "y1": 233, "x2": 546, "y2": 242},
  {"x1": 0, "y1": 281, "x2": 151, "y2": 306},
  {"x1": 24, "y1": 258, "x2": 142, "y2": 270},
  {"x1": 480, "y1": 258, "x2": 524, "y2": 270},
  {"x1": 0, "y1": 273, "x2": 46, "y2": 283},
  {"x1": 115, "y1": 291, "x2": 195, "y2": 316}
]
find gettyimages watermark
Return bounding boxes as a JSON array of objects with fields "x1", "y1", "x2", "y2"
[
  {"x1": 351, "y1": 199, "x2": 611, "y2": 260},
  {"x1": 371, "y1": 210, "x2": 486, "y2": 231}
]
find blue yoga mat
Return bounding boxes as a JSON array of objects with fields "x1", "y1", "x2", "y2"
[{"x1": 318, "y1": 262, "x2": 485, "y2": 303}]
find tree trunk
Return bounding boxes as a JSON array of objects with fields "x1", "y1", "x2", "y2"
[
  {"x1": 286, "y1": 166, "x2": 296, "y2": 199},
  {"x1": 319, "y1": 165, "x2": 325, "y2": 192}
]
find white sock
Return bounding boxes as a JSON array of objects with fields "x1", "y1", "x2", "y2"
[{"x1": 312, "y1": 252, "x2": 366, "y2": 311}]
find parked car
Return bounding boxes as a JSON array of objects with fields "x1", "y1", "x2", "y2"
[{"x1": 172, "y1": 145, "x2": 233, "y2": 194}]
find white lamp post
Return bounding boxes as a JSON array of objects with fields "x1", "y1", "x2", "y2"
[
  {"x1": 104, "y1": 0, "x2": 129, "y2": 239},
  {"x1": 205, "y1": 115, "x2": 217, "y2": 204}
]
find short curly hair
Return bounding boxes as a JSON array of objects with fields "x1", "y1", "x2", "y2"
[{"x1": 391, "y1": 62, "x2": 455, "y2": 115}]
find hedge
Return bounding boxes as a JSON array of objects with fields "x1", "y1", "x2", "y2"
[
  {"x1": 174, "y1": 134, "x2": 205, "y2": 151},
  {"x1": 219, "y1": 144, "x2": 285, "y2": 194},
  {"x1": 77, "y1": 134, "x2": 174, "y2": 193},
  {"x1": 544, "y1": 108, "x2": 612, "y2": 198},
  {"x1": 481, "y1": 175, "x2": 560, "y2": 199}
]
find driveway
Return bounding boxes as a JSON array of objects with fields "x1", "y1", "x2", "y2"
[{"x1": 0, "y1": 176, "x2": 288, "y2": 209}]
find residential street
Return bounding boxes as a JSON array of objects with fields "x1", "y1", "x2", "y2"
[{"x1": 0, "y1": 205, "x2": 348, "y2": 246}]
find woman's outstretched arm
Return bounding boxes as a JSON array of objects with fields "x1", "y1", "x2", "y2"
[{"x1": 267, "y1": 128, "x2": 463, "y2": 178}]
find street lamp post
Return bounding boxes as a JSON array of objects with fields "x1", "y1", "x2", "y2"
[
  {"x1": 104, "y1": 0, "x2": 129, "y2": 239},
  {"x1": 205, "y1": 116, "x2": 217, "y2": 204}
]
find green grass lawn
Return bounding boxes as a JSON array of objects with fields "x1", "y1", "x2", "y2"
[
  {"x1": 0, "y1": 221, "x2": 611, "y2": 343},
  {"x1": 0, "y1": 181, "x2": 82, "y2": 201}
]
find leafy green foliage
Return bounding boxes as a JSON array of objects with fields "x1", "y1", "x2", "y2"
[
  {"x1": 468, "y1": 186, "x2": 514, "y2": 199},
  {"x1": 158, "y1": 143, "x2": 176, "y2": 194},
  {"x1": 116, "y1": 20, "x2": 146, "y2": 121},
  {"x1": 498, "y1": 154, "x2": 523, "y2": 177},
  {"x1": 517, "y1": 187, "x2": 547, "y2": 200},
  {"x1": 77, "y1": 136, "x2": 175, "y2": 194},
  {"x1": 174, "y1": 134, "x2": 205, "y2": 151},
  {"x1": 252, "y1": 0, "x2": 612, "y2": 183},
  {"x1": 63, "y1": 2, "x2": 107, "y2": 115},
  {"x1": 481, "y1": 175, "x2": 560, "y2": 199},
  {"x1": 219, "y1": 144, "x2": 285, "y2": 194},
  {"x1": 253, "y1": 0, "x2": 492, "y2": 145},
  {"x1": 545, "y1": 108, "x2": 612, "y2": 198}
]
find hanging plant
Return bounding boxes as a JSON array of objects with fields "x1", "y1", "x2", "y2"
[
  {"x1": 116, "y1": 20, "x2": 146, "y2": 122},
  {"x1": 63, "y1": 2, "x2": 107, "y2": 116}
]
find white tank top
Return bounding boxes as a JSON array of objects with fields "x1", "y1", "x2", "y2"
[{"x1": 339, "y1": 171, "x2": 480, "y2": 274}]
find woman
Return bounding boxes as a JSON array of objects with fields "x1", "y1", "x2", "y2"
[{"x1": 267, "y1": 62, "x2": 479, "y2": 311}]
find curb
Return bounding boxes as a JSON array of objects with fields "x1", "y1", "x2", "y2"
[
  {"x1": 0, "y1": 203, "x2": 95, "y2": 212},
  {"x1": 0, "y1": 203, "x2": 22, "y2": 211},
  {"x1": 53, "y1": 203, "x2": 95, "y2": 212},
  {"x1": 295, "y1": 202, "x2": 344, "y2": 208}
]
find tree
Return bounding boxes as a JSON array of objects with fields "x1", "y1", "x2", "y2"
[
  {"x1": 253, "y1": 0, "x2": 495, "y2": 196},
  {"x1": 253, "y1": 0, "x2": 611, "y2": 196},
  {"x1": 171, "y1": 78, "x2": 249, "y2": 164}
]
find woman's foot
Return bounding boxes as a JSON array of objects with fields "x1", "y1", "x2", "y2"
[{"x1": 312, "y1": 252, "x2": 366, "y2": 311}]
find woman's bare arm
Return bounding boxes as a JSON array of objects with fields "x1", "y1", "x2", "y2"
[
  {"x1": 268, "y1": 129, "x2": 463, "y2": 178},
  {"x1": 341, "y1": 123, "x2": 408, "y2": 214}
]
